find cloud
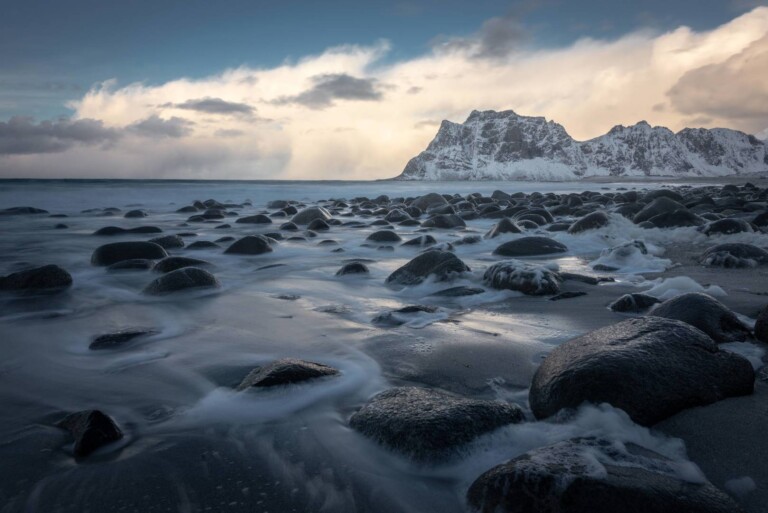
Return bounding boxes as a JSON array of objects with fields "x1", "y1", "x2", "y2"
[
  {"x1": 667, "y1": 33, "x2": 768, "y2": 128},
  {"x1": 2, "y1": 8, "x2": 768, "y2": 178},
  {"x1": 272, "y1": 73, "x2": 384, "y2": 109},
  {"x1": 168, "y1": 97, "x2": 255, "y2": 115},
  {"x1": 128, "y1": 115, "x2": 194, "y2": 138},
  {"x1": 0, "y1": 116, "x2": 117, "y2": 155}
]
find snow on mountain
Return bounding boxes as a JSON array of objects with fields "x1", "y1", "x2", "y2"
[{"x1": 396, "y1": 110, "x2": 768, "y2": 180}]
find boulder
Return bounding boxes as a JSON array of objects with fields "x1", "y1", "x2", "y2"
[
  {"x1": 609, "y1": 293, "x2": 660, "y2": 313},
  {"x1": 90, "y1": 328, "x2": 158, "y2": 350},
  {"x1": 567, "y1": 211, "x2": 610, "y2": 233},
  {"x1": 367, "y1": 230, "x2": 401, "y2": 243},
  {"x1": 185, "y1": 240, "x2": 219, "y2": 250},
  {"x1": 493, "y1": 236, "x2": 568, "y2": 257},
  {"x1": 236, "y1": 358, "x2": 339, "y2": 390},
  {"x1": 649, "y1": 292, "x2": 751, "y2": 343},
  {"x1": 0, "y1": 206, "x2": 48, "y2": 215},
  {"x1": 467, "y1": 437, "x2": 744, "y2": 513},
  {"x1": 633, "y1": 197, "x2": 688, "y2": 224},
  {"x1": 291, "y1": 206, "x2": 332, "y2": 225},
  {"x1": 307, "y1": 218, "x2": 330, "y2": 231},
  {"x1": 124, "y1": 209, "x2": 148, "y2": 218},
  {"x1": 349, "y1": 387, "x2": 524, "y2": 462},
  {"x1": 700, "y1": 243, "x2": 768, "y2": 267},
  {"x1": 529, "y1": 317, "x2": 754, "y2": 426},
  {"x1": 385, "y1": 250, "x2": 469, "y2": 286},
  {"x1": 647, "y1": 209, "x2": 704, "y2": 228},
  {"x1": 411, "y1": 192, "x2": 448, "y2": 211},
  {"x1": 91, "y1": 241, "x2": 168, "y2": 266},
  {"x1": 143, "y1": 267, "x2": 220, "y2": 295},
  {"x1": 401, "y1": 235, "x2": 436, "y2": 247},
  {"x1": 224, "y1": 235, "x2": 273, "y2": 255},
  {"x1": 93, "y1": 226, "x2": 162, "y2": 236},
  {"x1": 106, "y1": 259, "x2": 153, "y2": 271},
  {"x1": 153, "y1": 256, "x2": 212, "y2": 273},
  {"x1": 485, "y1": 218, "x2": 523, "y2": 238},
  {"x1": 701, "y1": 218, "x2": 753, "y2": 236},
  {"x1": 148, "y1": 235, "x2": 185, "y2": 249},
  {"x1": 56, "y1": 410, "x2": 123, "y2": 458},
  {"x1": 336, "y1": 262, "x2": 369, "y2": 275},
  {"x1": 421, "y1": 214, "x2": 466, "y2": 229},
  {"x1": 235, "y1": 214, "x2": 272, "y2": 224},
  {"x1": 484, "y1": 260, "x2": 561, "y2": 295},
  {"x1": 0, "y1": 264, "x2": 72, "y2": 292},
  {"x1": 755, "y1": 304, "x2": 768, "y2": 343}
]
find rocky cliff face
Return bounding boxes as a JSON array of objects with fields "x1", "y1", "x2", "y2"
[{"x1": 397, "y1": 110, "x2": 768, "y2": 180}]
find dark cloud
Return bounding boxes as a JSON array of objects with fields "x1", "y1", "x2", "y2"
[
  {"x1": 128, "y1": 115, "x2": 194, "y2": 138},
  {"x1": 0, "y1": 116, "x2": 118, "y2": 155},
  {"x1": 667, "y1": 34, "x2": 768, "y2": 131},
  {"x1": 168, "y1": 97, "x2": 255, "y2": 115},
  {"x1": 431, "y1": 1, "x2": 540, "y2": 59},
  {"x1": 272, "y1": 74, "x2": 383, "y2": 109}
]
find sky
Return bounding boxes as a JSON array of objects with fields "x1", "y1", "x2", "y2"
[{"x1": 1, "y1": 0, "x2": 767, "y2": 179}]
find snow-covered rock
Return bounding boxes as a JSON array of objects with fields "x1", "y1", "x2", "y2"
[{"x1": 397, "y1": 110, "x2": 768, "y2": 180}]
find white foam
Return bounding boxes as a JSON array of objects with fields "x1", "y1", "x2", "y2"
[{"x1": 641, "y1": 276, "x2": 727, "y2": 300}]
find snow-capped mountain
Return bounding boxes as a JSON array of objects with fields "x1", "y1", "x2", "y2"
[{"x1": 396, "y1": 110, "x2": 768, "y2": 180}]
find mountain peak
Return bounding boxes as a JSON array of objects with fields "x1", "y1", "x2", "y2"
[{"x1": 397, "y1": 109, "x2": 768, "y2": 180}]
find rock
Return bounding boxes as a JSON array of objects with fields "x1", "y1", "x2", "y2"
[
  {"x1": 267, "y1": 199, "x2": 290, "y2": 209},
  {"x1": 291, "y1": 206, "x2": 332, "y2": 225},
  {"x1": 236, "y1": 358, "x2": 339, "y2": 390},
  {"x1": 0, "y1": 206, "x2": 48, "y2": 215},
  {"x1": 384, "y1": 209, "x2": 411, "y2": 223},
  {"x1": 89, "y1": 329, "x2": 158, "y2": 350},
  {"x1": 755, "y1": 304, "x2": 768, "y2": 343},
  {"x1": 148, "y1": 235, "x2": 185, "y2": 249},
  {"x1": 224, "y1": 235, "x2": 273, "y2": 255},
  {"x1": 401, "y1": 235, "x2": 436, "y2": 247},
  {"x1": 484, "y1": 260, "x2": 560, "y2": 296},
  {"x1": 411, "y1": 192, "x2": 449, "y2": 211},
  {"x1": 634, "y1": 197, "x2": 688, "y2": 224},
  {"x1": 124, "y1": 209, "x2": 148, "y2": 218},
  {"x1": 701, "y1": 218, "x2": 753, "y2": 236},
  {"x1": 235, "y1": 214, "x2": 272, "y2": 224},
  {"x1": 485, "y1": 218, "x2": 523, "y2": 238},
  {"x1": 367, "y1": 230, "x2": 401, "y2": 243},
  {"x1": 385, "y1": 250, "x2": 470, "y2": 286},
  {"x1": 93, "y1": 226, "x2": 162, "y2": 236},
  {"x1": 421, "y1": 213, "x2": 466, "y2": 229},
  {"x1": 700, "y1": 243, "x2": 768, "y2": 267},
  {"x1": 648, "y1": 292, "x2": 751, "y2": 343},
  {"x1": 56, "y1": 410, "x2": 123, "y2": 458},
  {"x1": 91, "y1": 241, "x2": 168, "y2": 266},
  {"x1": 609, "y1": 293, "x2": 660, "y2": 313},
  {"x1": 647, "y1": 209, "x2": 704, "y2": 228},
  {"x1": 467, "y1": 437, "x2": 744, "y2": 513},
  {"x1": 336, "y1": 262, "x2": 369, "y2": 275},
  {"x1": 143, "y1": 267, "x2": 220, "y2": 295},
  {"x1": 429, "y1": 286, "x2": 485, "y2": 297},
  {"x1": 493, "y1": 236, "x2": 568, "y2": 257},
  {"x1": 529, "y1": 317, "x2": 755, "y2": 426},
  {"x1": 0, "y1": 264, "x2": 73, "y2": 292},
  {"x1": 549, "y1": 291, "x2": 587, "y2": 301},
  {"x1": 559, "y1": 272, "x2": 614, "y2": 285},
  {"x1": 106, "y1": 259, "x2": 153, "y2": 271},
  {"x1": 349, "y1": 387, "x2": 524, "y2": 462},
  {"x1": 567, "y1": 211, "x2": 610, "y2": 233},
  {"x1": 153, "y1": 256, "x2": 212, "y2": 273},
  {"x1": 307, "y1": 218, "x2": 330, "y2": 231}
]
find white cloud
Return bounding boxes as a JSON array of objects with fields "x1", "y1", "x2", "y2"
[{"x1": 2, "y1": 8, "x2": 768, "y2": 179}]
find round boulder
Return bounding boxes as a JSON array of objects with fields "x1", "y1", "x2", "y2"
[
  {"x1": 336, "y1": 262, "x2": 369, "y2": 276},
  {"x1": 224, "y1": 235, "x2": 273, "y2": 255},
  {"x1": 291, "y1": 206, "x2": 332, "y2": 225},
  {"x1": 143, "y1": 267, "x2": 220, "y2": 295},
  {"x1": 385, "y1": 250, "x2": 469, "y2": 286},
  {"x1": 367, "y1": 230, "x2": 401, "y2": 243},
  {"x1": 567, "y1": 211, "x2": 610, "y2": 234},
  {"x1": 236, "y1": 358, "x2": 339, "y2": 390},
  {"x1": 91, "y1": 241, "x2": 167, "y2": 266},
  {"x1": 649, "y1": 292, "x2": 751, "y2": 343},
  {"x1": 0, "y1": 264, "x2": 73, "y2": 292},
  {"x1": 485, "y1": 218, "x2": 523, "y2": 238},
  {"x1": 493, "y1": 236, "x2": 568, "y2": 257},
  {"x1": 700, "y1": 243, "x2": 768, "y2": 267},
  {"x1": 484, "y1": 260, "x2": 561, "y2": 296},
  {"x1": 529, "y1": 317, "x2": 755, "y2": 426}
]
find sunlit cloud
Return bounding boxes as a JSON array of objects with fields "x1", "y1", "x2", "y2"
[{"x1": 2, "y1": 7, "x2": 767, "y2": 179}]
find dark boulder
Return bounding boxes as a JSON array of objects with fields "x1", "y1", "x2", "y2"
[
  {"x1": 90, "y1": 328, "x2": 158, "y2": 350},
  {"x1": 235, "y1": 214, "x2": 272, "y2": 224},
  {"x1": 385, "y1": 250, "x2": 469, "y2": 286},
  {"x1": 529, "y1": 317, "x2": 755, "y2": 426},
  {"x1": 367, "y1": 230, "x2": 401, "y2": 243},
  {"x1": 224, "y1": 235, "x2": 273, "y2": 255},
  {"x1": 291, "y1": 206, "x2": 332, "y2": 225},
  {"x1": 411, "y1": 192, "x2": 448, "y2": 211},
  {"x1": 649, "y1": 292, "x2": 751, "y2": 343},
  {"x1": 185, "y1": 240, "x2": 220, "y2": 250},
  {"x1": 401, "y1": 235, "x2": 436, "y2": 247},
  {"x1": 647, "y1": 209, "x2": 704, "y2": 228},
  {"x1": 700, "y1": 218, "x2": 753, "y2": 236},
  {"x1": 700, "y1": 243, "x2": 768, "y2": 267},
  {"x1": 143, "y1": 267, "x2": 220, "y2": 295},
  {"x1": 493, "y1": 236, "x2": 568, "y2": 257},
  {"x1": 106, "y1": 259, "x2": 153, "y2": 271},
  {"x1": 91, "y1": 241, "x2": 167, "y2": 266},
  {"x1": 634, "y1": 197, "x2": 688, "y2": 224},
  {"x1": 609, "y1": 293, "x2": 660, "y2": 313},
  {"x1": 349, "y1": 387, "x2": 524, "y2": 462},
  {"x1": 336, "y1": 262, "x2": 369, "y2": 275},
  {"x1": 56, "y1": 410, "x2": 123, "y2": 458},
  {"x1": 467, "y1": 437, "x2": 744, "y2": 513},
  {"x1": 567, "y1": 211, "x2": 610, "y2": 233},
  {"x1": 0, "y1": 206, "x2": 48, "y2": 215},
  {"x1": 421, "y1": 214, "x2": 466, "y2": 229},
  {"x1": 154, "y1": 256, "x2": 212, "y2": 273},
  {"x1": 93, "y1": 226, "x2": 162, "y2": 236},
  {"x1": 307, "y1": 218, "x2": 331, "y2": 231},
  {"x1": 236, "y1": 358, "x2": 339, "y2": 390},
  {"x1": 485, "y1": 218, "x2": 523, "y2": 238},
  {"x1": 124, "y1": 209, "x2": 148, "y2": 218},
  {"x1": 148, "y1": 235, "x2": 185, "y2": 249},
  {"x1": 0, "y1": 264, "x2": 73, "y2": 292},
  {"x1": 484, "y1": 260, "x2": 560, "y2": 296}
]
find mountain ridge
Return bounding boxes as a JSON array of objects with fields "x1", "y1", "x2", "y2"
[{"x1": 395, "y1": 110, "x2": 768, "y2": 180}]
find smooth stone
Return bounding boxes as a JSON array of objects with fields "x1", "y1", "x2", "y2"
[
  {"x1": 701, "y1": 218, "x2": 753, "y2": 236},
  {"x1": 224, "y1": 235, "x2": 273, "y2": 255},
  {"x1": 467, "y1": 437, "x2": 744, "y2": 513},
  {"x1": 291, "y1": 206, "x2": 332, "y2": 225},
  {"x1": 93, "y1": 226, "x2": 162, "y2": 236},
  {"x1": 401, "y1": 235, "x2": 436, "y2": 247},
  {"x1": 124, "y1": 209, "x2": 148, "y2": 218},
  {"x1": 336, "y1": 262, "x2": 369, "y2": 275},
  {"x1": 148, "y1": 235, "x2": 185, "y2": 249},
  {"x1": 0, "y1": 264, "x2": 73, "y2": 292},
  {"x1": 633, "y1": 197, "x2": 688, "y2": 224},
  {"x1": 700, "y1": 243, "x2": 768, "y2": 267},
  {"x1": 307, "y1": 218, "x2": 331, "y2": 231},
  {"x1": 235, "y1": 214, "x2": 272, "y2": 224},
  {"x1": 89, "y1": 328, "x2": 158, "y2": 350},
  {"x1": 143, "y1": 267, "x2": 220, "y2": 295},
  {"x1": 0, "y1": 206, "x2": 48, "y2": 215},
  {"x1": 649, "y1": 292, "x2": 752, "y2": 343},
  {"x1": 429, "y1": 286, "x2": 485, "y2": 297},
  {"x1": 91, "y1": 242, "x2": 167, "y2": 266},
  {"x1": 567, "y1": 211, "x2": 610, "y2": 233},
  {"x1": 493, "y1": 236, "x2": 568, "y2": 257},
  {"x1": 529, "y1": 317, "x2": 755, "y2": 426},
  {"x1": 367, "y1": 230, "x2": 401, "y2": 243},
  {"x1": 609, "y1": 293, "x2": 660, "y2": 313},
  {"x1": 411, "y1": 192, "x2": 448, "y2": 211},
  {"x1": 185, "y1": 240, "x2": 220, "y2": 250},
  {"x1": 56, "y1": 410, "x2": 123, "y2": 458},
  {"x1": 485, "y1": 218, "x2": 524, "y2": 238},
  {"x1": 153, "y1": 256, "x2": 212, "y2": 273},
  {"x1": 647, "y1": 209, "x2": 705, "y2": 228},
  {"x1": 484, "y1": 260, "x2": 560, "y2": 296},
  {"x1": 106, "y1": 259, "x2": 153, "y2": 272},
  {"x1": 420, "y1": 214, "x2": 466, "y2": 229},
  {"x1": 236, "y1": 358, "x2": 339, "y2": 390},
  {"x1": 349, "y1": 387, "x2": 524, "y2": 462},
  {"x1": 385, "y1": 250, "x2": 470, "y2": 286}
]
